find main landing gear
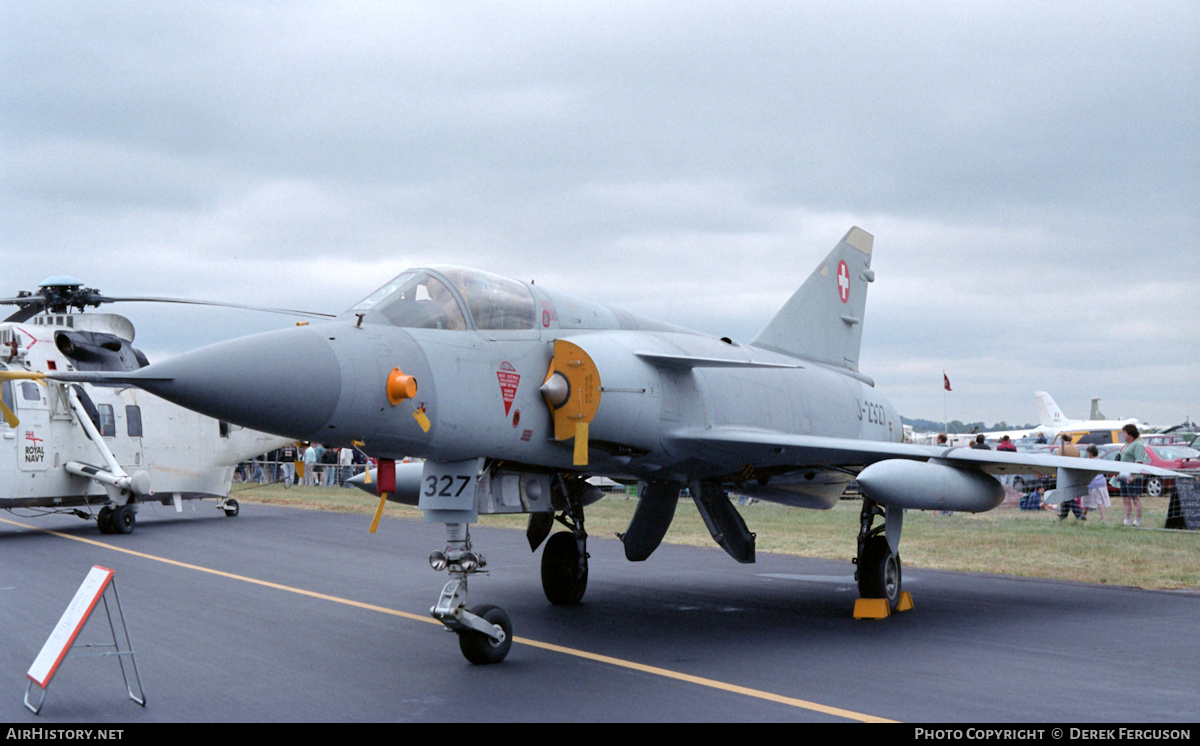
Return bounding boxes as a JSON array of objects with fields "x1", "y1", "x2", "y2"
[
  {"x1": 540, "y1": 480, "x2": 589, "y2": 606},
  {"x1": 96, "y1": 504, "x2": 137, "y2": 535},
  {"x1": 854, "y1": 497, "x2": 903, "y2": 610}
]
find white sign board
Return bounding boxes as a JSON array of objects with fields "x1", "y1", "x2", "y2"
[{"x1": 27, "y1": 566, "x2": 115, "y2": 688}]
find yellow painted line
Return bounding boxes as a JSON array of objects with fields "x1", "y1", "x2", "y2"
[
  {"x1": 0, "y1": 516, "x2": 436, "y2": 625},
  {"x1": 511, "y1": 637, "x2": 894, "y2": 722},
  {"x1": 1, "y1": 515, "x2": 894, "y2": 723}
]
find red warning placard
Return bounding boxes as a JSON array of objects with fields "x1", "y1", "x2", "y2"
[{"x1": 496, "y1": 362, "x2": 520, "y2": 415}]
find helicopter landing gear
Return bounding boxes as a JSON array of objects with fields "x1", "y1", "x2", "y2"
[
  {"x1": 97, "y1": 504, "x2": 137, "y2": 535},
  {"x1": 428, "y1": 524, "x2": 511, "y2": 664}
]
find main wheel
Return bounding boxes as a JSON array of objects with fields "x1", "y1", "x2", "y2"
[
  {"x1": 541, "y1": 531, "x2": 587, "y2": 606},
  {"x1": 112, "y1": 505, "x2": 136, "y2": 535},
  {"x1": 223, "y1": 498, "x2": 240, "y2": 517},
  {"x1": 458, "y1": 604, "x2": 513, "y2": 665},
  {"x1": 858, "y1": 535, "x2": 901, "y2": 610}
]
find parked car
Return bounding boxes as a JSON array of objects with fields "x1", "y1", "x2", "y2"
[
  {"x1": 1099, "y1": 443, "x2": 1200, "y2": 497},
  {"x1": 1143, "y1": 433, "x2": 1196, "y2": 447}
]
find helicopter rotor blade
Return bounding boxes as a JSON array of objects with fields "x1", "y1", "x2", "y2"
[
  {"x1": 89, "y1": 296, "x2": 335, "y2": 319},
  {"x1": 3, "y1": 304, "x2": 46, "y2": 323},
  {"x1": 0, "y1": 399, "x2": 17, "y2": 428}
]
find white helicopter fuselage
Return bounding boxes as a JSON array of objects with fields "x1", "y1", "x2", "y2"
[{"x1": 1, "y1": 313, "x2": 289, "y2": 514}]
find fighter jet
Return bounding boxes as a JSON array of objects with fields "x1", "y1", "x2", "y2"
[{"x1": 7, "y1": 228, "x2": 1182, "y2": 664}]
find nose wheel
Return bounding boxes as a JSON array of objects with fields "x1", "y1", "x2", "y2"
[{"x1": 457, "y1": 604, "x2": 513, "y2": 665}]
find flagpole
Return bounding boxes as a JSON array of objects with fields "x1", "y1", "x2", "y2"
[{"x1": 943, "y1": 371, "x2": 950, "y2": 433}]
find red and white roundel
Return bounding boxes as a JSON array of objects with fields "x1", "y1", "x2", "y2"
[{"x1": 836, "y1": 260, "x2": 850, "y2": 304}]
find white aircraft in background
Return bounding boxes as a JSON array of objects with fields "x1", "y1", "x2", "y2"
[{"x1": 986, "y1": 392, "x2": 1144, "y2": 445}]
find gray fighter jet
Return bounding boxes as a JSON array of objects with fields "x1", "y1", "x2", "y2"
[{"x1": 7, "y1": 228, "x2": 1181, "y2": 664}]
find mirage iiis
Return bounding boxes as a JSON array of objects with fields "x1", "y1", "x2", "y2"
[{"x1": 8, "y1": 228, "x2": 1180, "y2": 664}]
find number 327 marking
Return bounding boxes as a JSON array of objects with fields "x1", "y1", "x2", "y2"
[{"x1": 424, "y1": 475, "x2": 472, "y2": 497}]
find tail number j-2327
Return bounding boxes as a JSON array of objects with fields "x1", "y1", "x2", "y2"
[{"x1": 861, "y1": 401, "x2": 887, "y2": 426}]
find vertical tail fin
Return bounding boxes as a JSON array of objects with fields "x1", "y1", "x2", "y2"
[
  {"x1": 751, "y1": 227, "x2": 874, "y2": 372},
  {"x1": 1035, "y1": 391, "x2": 1068, "y2": 426}
]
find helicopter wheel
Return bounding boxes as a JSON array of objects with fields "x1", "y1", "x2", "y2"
[
  {"x1": 112, "y1": 505, "x2": 136, "y2": 535},
  {"x1": 96, "y1": 506, "x2": 116, "y2": 534}
]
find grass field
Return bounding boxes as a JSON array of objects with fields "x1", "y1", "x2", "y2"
[{"x1": 230, "y1": 482, "x2": 1200, "y2": 591}]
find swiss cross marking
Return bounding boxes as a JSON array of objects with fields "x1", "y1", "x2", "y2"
[{"x1": 836, "y1": 260, "x2": 850, "y2": 304}]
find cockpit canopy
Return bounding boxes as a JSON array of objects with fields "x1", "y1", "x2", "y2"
[{"x1": 351, "y1": 267, "x2": 536, "y2": 331}]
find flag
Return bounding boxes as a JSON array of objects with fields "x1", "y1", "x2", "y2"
[{"x1": 943, "y1": 373, "x2": 952, "y2": 392}]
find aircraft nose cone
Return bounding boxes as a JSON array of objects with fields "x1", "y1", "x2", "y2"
[{"x1": 130, "y1": 325, "x2": 342, "y2": 440}]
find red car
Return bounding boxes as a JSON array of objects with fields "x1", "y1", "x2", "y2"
[{"x1": 1099, "y1": 443, "x2": 1200, "y2": 497}]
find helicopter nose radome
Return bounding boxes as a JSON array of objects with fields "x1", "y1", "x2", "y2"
[{"x1": 128, "y1": 325, "x2": 342, "y2": 440}]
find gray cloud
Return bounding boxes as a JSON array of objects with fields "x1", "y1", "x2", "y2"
[{"x1": 2, "y1": 1, "x2": 1197, "y2": 426}]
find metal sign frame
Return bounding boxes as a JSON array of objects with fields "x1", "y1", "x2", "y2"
[{"x1": 24, "y1": 566, "x2": 146, "y2": 715}]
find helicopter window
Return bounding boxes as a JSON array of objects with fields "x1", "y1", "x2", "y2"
[
  {"x1": 1, "y1": 381, "x2": 13, "y2": 425},
  {"x1": 437, "y1": 268, "x2": 536, "y2": 330},
  {"x1": 20, "y1": 382, "x2": 41, "y2": 402},
  {"x1": 353, "y1": 272, "x2": 468, "y2": 331},
  {"x1": 97, "y1": 404, "x2": 116, "y2": 437},
  {"x1": 126, "y1": 406, "x2": 143, "y2": 438}
]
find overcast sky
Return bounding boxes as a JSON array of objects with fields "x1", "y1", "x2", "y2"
[{"x1": 3, "y1": 2, "x2": 1197, "y2": 428}]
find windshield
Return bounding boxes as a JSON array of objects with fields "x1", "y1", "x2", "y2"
[
  {"x1": 1153, "y1": 446, "x2": 1199, "y2": 460},
  {"x1": 350, "y1": 267, "x2": 536, "y2": 331},
  {"x1": 351, "y1": 271, "x2": 467, "y2": 330}
]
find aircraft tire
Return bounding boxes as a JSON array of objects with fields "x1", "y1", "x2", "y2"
[
  {"x1": 223, "y1": 498, "x2": 240, "y2": 517},
  {"x1": 858, "y1": 535, "x2": 901, "y2": 610},
  {"x1": 113, "y1": 505, "x2": 136, "y2": 535},
  {"x1": 458, "y1": 604, "x2": 512, "y2": 665},
  {"x1": 541, "y1": 531, "x2": 587, "y2": 606},
  {"x1": 96, "y1": 506, "x2": 115, "y2": 534}
]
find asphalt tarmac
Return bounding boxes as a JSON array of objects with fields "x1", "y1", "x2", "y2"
[{"x1": 2, "y1": 502, "x2": 1197, "y2": 723}]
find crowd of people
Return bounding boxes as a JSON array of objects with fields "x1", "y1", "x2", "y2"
[
  {"x1": 234, "y1": 442, "x2": 371, "y2": 488},
  {"x1": 999, "y1": 424, "x2": 1150, "y2": 525}
]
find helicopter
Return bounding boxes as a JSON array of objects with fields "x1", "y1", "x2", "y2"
[{"x1": 0, "y1": 276, "x2": 330, "y2": 534}]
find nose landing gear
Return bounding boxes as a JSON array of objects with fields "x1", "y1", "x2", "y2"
[{"x1": 428, "y1": 524, "x2": 512, "y2": 664}]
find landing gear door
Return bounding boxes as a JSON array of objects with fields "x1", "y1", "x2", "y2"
[
  {"x1": 15, "y1": 381, "x2": 51, "y2": 473},
  {"x1": 419, "y1": 458, "x2": 482, "y2": 524}
]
